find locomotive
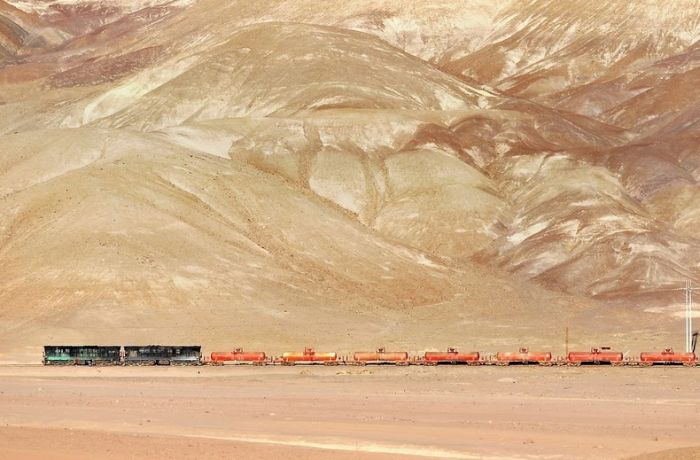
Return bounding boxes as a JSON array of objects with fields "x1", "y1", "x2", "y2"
[
  {"x1": 43, "y1": 345, "x2": 121, "y2": 366},
  {"x1": 43, "y1": 345, "x2": 202, "y2": 366}
]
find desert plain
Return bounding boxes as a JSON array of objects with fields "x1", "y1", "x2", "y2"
[{"x1": 1, "y1": 365, "x2": 700, "y2": 460}]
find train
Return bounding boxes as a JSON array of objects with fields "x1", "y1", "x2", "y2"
[{"x1": 43, "y1": 345, "x2": 698, "y2": 367}]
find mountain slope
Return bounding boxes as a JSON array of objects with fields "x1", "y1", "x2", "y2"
[
  {"x1": 438, "y1": 0, "x2": 700, "y2": 115},
  {"x1": 0, "y1": 0, "x2": 698, "y2": 359},
  {"x1": 52, "y1": 22, "x2": 497, "y2": 130}
]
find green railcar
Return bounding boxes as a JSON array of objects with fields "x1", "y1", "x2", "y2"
[{"x1": 43, "y1": 346, "x2": 121, "y2": 365}]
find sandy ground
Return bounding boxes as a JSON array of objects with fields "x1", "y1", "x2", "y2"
[{"x1": 0, "y1": 365, "x2": 699, "y2": 460}]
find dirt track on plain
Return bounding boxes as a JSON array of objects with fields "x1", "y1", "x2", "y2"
[{"x1": 1, "y1": 365, "x2": 699, "y2": 459}]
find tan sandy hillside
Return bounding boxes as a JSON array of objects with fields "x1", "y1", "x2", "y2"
[{"x1": 0, "y1": 0, "x2": 698, "y2": 361}]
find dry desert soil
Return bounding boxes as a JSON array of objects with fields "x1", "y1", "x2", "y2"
[{"x1": 1, "y1": 365, "x2": 699, "y2": 460}]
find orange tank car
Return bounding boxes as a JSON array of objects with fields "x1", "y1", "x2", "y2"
[
  {"x1": 639, "y1": 348, "x2": 696, "y2": 366},
  {"x1": 210, "y1": 348, "x2": 266, "y2": 365},
  {"x1": 422, "y1": 347, "x2": 480, "y2": 365},
  {"x1": 281, "y1": 347, "x2": 338, "y2": 365},
  {"x1": 352, "y1": 347, "x2": 409, "y2": 365},
  {"x1": 567, "y1": 347, "x2": 624, "y2": 365},
  {"x1": 496, "y1": 347, "x2": 552, "y2": 365}
]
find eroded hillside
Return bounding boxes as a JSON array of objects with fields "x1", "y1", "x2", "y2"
[{"x1": 0, "y1": 0, "x2": 698, "y2": 360}]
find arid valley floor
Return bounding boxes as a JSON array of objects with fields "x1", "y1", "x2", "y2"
[{"x1": 1, "y1": 365, "x2": 700, "y2": 460}]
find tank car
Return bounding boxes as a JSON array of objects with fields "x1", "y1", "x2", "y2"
[
  {"x1": 280, "y1": 347, "x2": 338, "y2": 365},
  {"x1": 567, "y1": 347, "x2": 624, "y2": 366},
  {"x1": 495, "y1": 347, "x2": 552, "y2": 365},
  {"x1": 352, "y1": 347, "x2": 410, "y2": 365},
  {"x1": 210, "y1": 348, "x2": 267, "y2": 365},
  {"x1": 639, "y1": 348, "x2": 696, "y2": 366},
  {"x1": 422, "y1": 347, "x2": 480, "y2": 365}
]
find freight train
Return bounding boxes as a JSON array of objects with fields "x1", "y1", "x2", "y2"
[{"x1": 43, "y1": 345, "x2": 697, "y2": 367}]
